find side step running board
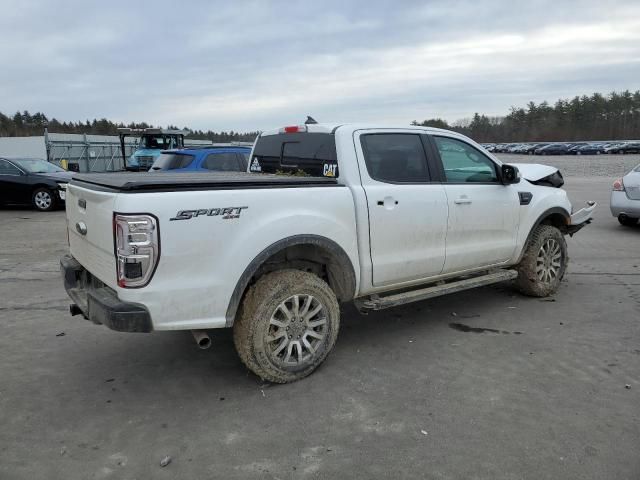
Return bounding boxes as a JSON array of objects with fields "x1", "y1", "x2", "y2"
[{"x1": 358, "y1": 269, "x2": 518, "y2": 311}]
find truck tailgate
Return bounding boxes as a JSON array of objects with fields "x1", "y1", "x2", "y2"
[{"x1": 66, "y1": 183, "x2": 118, "y2": 288}]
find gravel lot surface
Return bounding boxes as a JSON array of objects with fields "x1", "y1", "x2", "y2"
[{"x1": 0, "y1": 164, "x2": 638, "y2": 479}]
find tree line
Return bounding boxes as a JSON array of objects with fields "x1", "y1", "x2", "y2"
[
  {"x1": 413, "y1": 90, "x2": 640, "y2": 143},
  {"x1": 2, "y1": 89, "x2": 639, "y2": 144},
  {"x1": 0, "y1": 111, "x2": 259, "y2": 143}
]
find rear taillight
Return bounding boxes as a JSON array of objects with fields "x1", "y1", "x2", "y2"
[
  {"x1": 613, "y1": 178, "x2": 625, "y2": 191},
  {"x1": 114, "y1": 214, "x2": 159, "y2": 288}
]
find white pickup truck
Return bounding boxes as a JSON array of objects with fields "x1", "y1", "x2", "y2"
[{"x1": 60, "y1": 123, "x2": 595, "y2": 383}]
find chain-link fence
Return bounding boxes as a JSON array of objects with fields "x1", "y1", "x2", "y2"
[{"x1": 44, "y1": 131, "x2": 216, "y2": 172}]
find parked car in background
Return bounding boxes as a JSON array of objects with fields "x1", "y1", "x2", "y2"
[
  {"x1": 481, "y1": 143, "x2": 496, "y2": 152},
  {"x1": 504, "y1": 143, "x2": 523, "y2": 153},
  {"x1": 0, "y1": 157, "x2": 73, "y2": 211},
  {"x1": 492, "y1": 143, "x2": 506, "y2": 152},
  {"x1": 511, "y1": 144, "x2": 529, "y2": 153},
  {"x1": 604, "y1": 143, "x2": 626, "y2": 154},
  {"x1": 611, "y1": 163, "x2": 640, "y2": 226},
  {"x1": 573, "y1": 144, "x2": 606, "y2": 155},
  {"x1": 534, "y1": 143, "x2": 573, "y2": 155},
  {"x1": 149, "y1": 146, "x2": 252, "y2": 172},
  {"x1": 522, "y1": 143, "x2": 549, "y2": 155},
  {"x1": 606, "y1": 142, "x2": 640, "y2": 154}
]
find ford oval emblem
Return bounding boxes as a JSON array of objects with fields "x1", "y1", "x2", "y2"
[{"x1": 75, "y1": 221, "x2": 88, "y2": 236}]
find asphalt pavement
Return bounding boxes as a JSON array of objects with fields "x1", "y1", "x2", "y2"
[{"x1": 0, "y1": 164, "x2": 638, "y2": 479}]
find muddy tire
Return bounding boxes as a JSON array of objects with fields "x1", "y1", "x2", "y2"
[
  {"x1": 233, "y1": 269, "x2": 340, "y2": 383},
  {"x1": 32, "y1": 188, "x2": 56, "y2": 211},
  {"x1": 515, "y1": 225, "x2": 568, "y2": 297}
]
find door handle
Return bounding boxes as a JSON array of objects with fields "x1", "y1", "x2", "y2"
[
  {"x1": 454, "y1": 197, "x2": 472, "y2": 205},
  {"x1": 377, "y1": 197, "x2": 399, "y2": 207}
]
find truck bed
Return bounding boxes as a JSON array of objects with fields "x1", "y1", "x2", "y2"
[{"x1": 71, "y1": 172, "x2": 339, "y2": 192}]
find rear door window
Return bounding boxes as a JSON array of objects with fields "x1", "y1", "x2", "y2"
[
  {"x1": 360, "y1": 134, "x2": 430, "y2": 183},
  {"x1": 151, "y1": 153, "x2": 194, "y2": 170},
  {"x1": 203, "y1": 152, "x2": 242, "y2": 171},
  {"x1": 251, "y1": 133, "x2": 338, "y2": 177}
]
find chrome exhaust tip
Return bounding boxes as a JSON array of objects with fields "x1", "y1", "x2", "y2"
[{"x1": 191, "y1": 330, "x2": 211, "y2": 350}]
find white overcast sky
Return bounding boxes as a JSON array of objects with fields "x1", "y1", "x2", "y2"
[{"x1": 1, "y1": 0, "x2": 639, "y2": 131}]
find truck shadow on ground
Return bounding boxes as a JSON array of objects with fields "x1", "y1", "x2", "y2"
[{"x1": 64, "y1": 282, "x2": 533, "y2": 396}]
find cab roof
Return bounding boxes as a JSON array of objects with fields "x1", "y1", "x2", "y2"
[{"x1": 259, "y1": 123, "x2": 460, "y2": 137}]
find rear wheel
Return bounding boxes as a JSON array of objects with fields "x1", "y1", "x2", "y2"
[
  {"x1": 32, "y1": 188, "x2": 56, "y2": 211},
  {"x1": 618, "y1": 214, "x2": 638, "y2": 227},
  {"x1": 515, "y1": 225, "x2": 568, "y2": 297},
  {"x1": 233, "y1": 270, "x2": 340, "y2": 383}
]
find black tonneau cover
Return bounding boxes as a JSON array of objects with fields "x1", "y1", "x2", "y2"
[{"x1": 71, "y1": 172, "x2": 339, "y2": 192}]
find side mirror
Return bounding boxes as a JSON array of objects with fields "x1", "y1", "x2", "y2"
[{"x1": 501, "y1": 164, "x2": 520, "y2": 184}]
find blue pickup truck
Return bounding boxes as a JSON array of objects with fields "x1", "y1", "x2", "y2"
[{"x1": 149, "y1": 146, "x2": 252, "y2": 172}]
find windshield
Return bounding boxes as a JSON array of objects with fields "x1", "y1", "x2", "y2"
[
  {"x1": 139, "y1": 135, "x2": 182, "y2": 150},
  {"x1": 13, "y1": 159, "x2": 66, "y2": 174}
]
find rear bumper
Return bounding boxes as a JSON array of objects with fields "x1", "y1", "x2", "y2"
[
  {"x1": 610, "y1": 191, "x2": 640, "y2": 218},
  {"x1": 60, "y1": 254, "x2": 152, "y2": 332}
]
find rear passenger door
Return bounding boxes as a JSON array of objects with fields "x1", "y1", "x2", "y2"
[{"x1": 355, "y1": 131, "x2": 448, "y2": 287}]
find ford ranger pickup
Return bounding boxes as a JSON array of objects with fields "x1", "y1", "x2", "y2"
[{"x1": 60, "y1": 123, "x2": 596, "y2": 383}]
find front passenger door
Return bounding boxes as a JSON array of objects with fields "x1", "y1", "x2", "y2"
[{"x1": 431, "y1": 136, "x2": 519, "y2": 273}]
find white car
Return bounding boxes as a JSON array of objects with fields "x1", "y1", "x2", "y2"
[
  {"x1": 60, "y1": 123, "x2": 595, "y2": 383},
  {"x1": 611, "y1": 164, "x2": 640, "y2": 226}
]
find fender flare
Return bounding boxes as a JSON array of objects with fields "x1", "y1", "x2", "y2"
[
  {"x1": 225, "y1": 234, "x2": 356, "y2": 327},
  {"x1": 515, "y1": 207, "x2": 571, "y2": 263}
]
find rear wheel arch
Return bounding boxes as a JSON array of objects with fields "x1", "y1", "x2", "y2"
[{"x1": 225, "y1": 235, "x2": 356, "y2": 327}]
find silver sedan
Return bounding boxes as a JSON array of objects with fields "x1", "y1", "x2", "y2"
[{"x1": 611, "y1": 163, "x2": 640, "y2": 226}]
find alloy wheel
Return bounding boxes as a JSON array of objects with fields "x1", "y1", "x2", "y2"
[
  {"x1": 266, "y1": 294, "x2": 328, "y2": 367},
  {"x1": 536, "y1": 238, "x2": 562, "y2": 284}
]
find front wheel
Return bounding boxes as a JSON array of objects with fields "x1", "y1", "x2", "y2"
[
  {"x1": 515, "y1": 225, "x2": 568, "y2": 297},
  {"x1": 233, "y1": 270, "x2": 340, "y2": 383},
  {"x1": 32, "y1": 188, "x2": 56, "y2": 211}
]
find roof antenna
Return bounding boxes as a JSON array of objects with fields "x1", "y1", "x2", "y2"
[{"x1": 305, "y1": 116, "x2": 318, "y2": 125}]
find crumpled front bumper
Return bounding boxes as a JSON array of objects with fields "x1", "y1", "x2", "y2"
[
  {"x1": 60, "y1": 254, "x2": 152, "y2": 332},
  {"x1": 566, "y1": 201, "x2": 597, "y2": 235}
]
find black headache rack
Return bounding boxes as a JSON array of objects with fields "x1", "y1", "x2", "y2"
[{"x1": 70, "y1": 171, "x2": 339, "y2": 193}]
